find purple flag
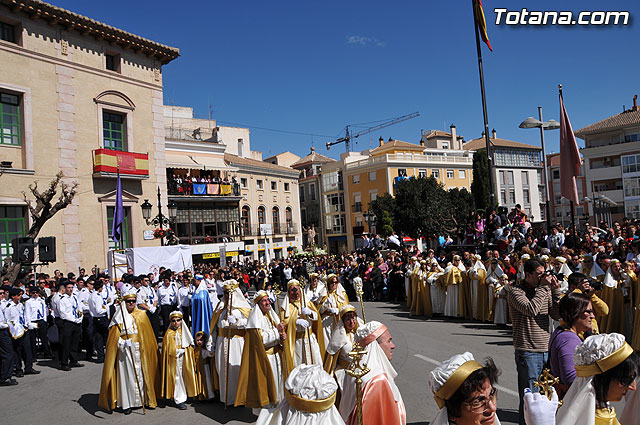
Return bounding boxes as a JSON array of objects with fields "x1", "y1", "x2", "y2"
[
  {"x1": 112, "y1": 169, "x2": 124, "y2": 244},
  {"x1": 559, "y1": 91, "x2": 581, "y2": 204}
]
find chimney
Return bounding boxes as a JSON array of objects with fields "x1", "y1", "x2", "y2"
[
  {"x1": 388, "y1": 137, "x2": 393, "y2": 142},
  {"x1": 491, "y1": 128, "x2": 497, "y2": 139},
  {"x1": 633, "y1": 95, "x2": 638, "y2": 111},
  {"x1": 378, "y1": 136, "x2": 384, "y2": 147},
  {"x1": 310, "y1": 146, "x2": 315, "y2": 153},
  {"x1": 450, "y1": 124, "x2": 457, "y2": 149}
]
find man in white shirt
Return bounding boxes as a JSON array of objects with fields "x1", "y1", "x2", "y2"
[
  {"x1": 58, "y1": 280, "x2": 84, "y2": 371},
  {"x1": 25, "y1": 286, "x2": 51, "y2": 359},
  {"x1": 6, "y1": 287, "x2": 39, "y2": 376},
  {"x1": 77, "y1": 279, "x2": 94, "y2": 361},
  {"x1": 88, "y1": 279, "x2": 109, "y2": 363},
  {"x1": 177, "y1": 277, "x2": 193, "y2": 327},
  {"x1": 158, "y1": 276, "x2": 178, "y2": 332},
  {"x1": 0, "y1": 286, "x2": 17, "y2": 386},
  {"x1": 136, "y1": 275, "x2": 160, "y2": 338}
]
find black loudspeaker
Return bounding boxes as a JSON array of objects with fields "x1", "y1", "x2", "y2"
[
  {"x1": 38, "y1": 236, "x2": 56, "y2": 263},
  {"x1": 12, "y1": 237, "x2": 35, "y2": 263}
]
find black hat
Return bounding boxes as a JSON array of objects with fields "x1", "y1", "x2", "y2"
[{"x1": 28, "y1": 286, "x2": 39, "y2": 293}]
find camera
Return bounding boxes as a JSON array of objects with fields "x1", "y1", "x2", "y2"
[{"x1": 585, "y1": 277, "x2": 602, "y2": 292}]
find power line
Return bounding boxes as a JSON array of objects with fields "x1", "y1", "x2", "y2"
[{"x1": 216, "y1": 120, "x2": 335, "y2": 139}]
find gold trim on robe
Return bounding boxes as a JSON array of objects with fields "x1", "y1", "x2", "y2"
[
  {"x1": 98, "y1": 309, "x2": 159, "y2": 412},
  {"x1": 234, "y1": 328, "x2": 279, "y2": 408},
  {"x1": 208, "y1": 304, "x2": 250, "y2": 392},
  {"x1": 159, "y1": 327, "x2": 198, "y2": 400},
  {"x1": 279, "y1": 300, "x2": 325, "y2": 377}
]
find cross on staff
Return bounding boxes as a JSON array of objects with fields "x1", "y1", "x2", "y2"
[
  {"x1": 354, "y1": 279, "x2": 367, "y2": 323},
  {"x1": 346, "y1": 342, "x2": 370, "y2": 425},
  {"x1": 533, "y1": 368, "x2": 561, "y2": 405}
]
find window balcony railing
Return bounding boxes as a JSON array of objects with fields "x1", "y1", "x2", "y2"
[
  {"x1": 168, "y1": 178, "x2": 241, "y2": 197},
  {"x1": 93, "y1": 148, "x2": 149, "y2": 179},
  {"x1": 352, "y1": 203, "x2": 362, "y2": 212}
]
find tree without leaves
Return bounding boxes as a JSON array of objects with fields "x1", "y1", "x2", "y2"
[{"x1": 1, "y1": 172, "x2": 77, "y2": 283}]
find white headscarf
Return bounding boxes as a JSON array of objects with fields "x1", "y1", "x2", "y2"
[
  {"x1": 557, "y1": 333, "x2": 632, "y2": 425},
  {"x1": 247, "y1": 290, "x2": 280, "y2": 330},
  {"x1": 325, "y1": 305, "x2": 362, "y2": 356},
  {"x1": 340, "y1": 321, "x2": 402, "y2": 423},
  {"x1": 281, "y1": 279, "x2": 305, "y2": 318},
  {"x1": 518, "y1": 254, "x2": 531, "y2": 280},
  {"x1": 255, "y1": 364, "x2": 344, "y2": 425},
  {"x1": 602, "y1": 260, "x2": 629, "y2": 289},
  {"x1": 578, "y1": 256, "x2": 605, "y2": 280},
  {"x1": 429, "y1": 352, "x2": 501, "y2": 425},
  {"x1": 214, "y1": 279, "x2": 251, "y2": 312},
  {"x1": 170, "y1": 311, "x2": 194, "y2": 347}
]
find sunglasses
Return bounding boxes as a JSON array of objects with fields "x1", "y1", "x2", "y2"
[
  {"x1": 171, "y1": 318, "x2": 182, "y2": 323},
  {"x1": 125, "y1": 300, "x2": 136, "y2": 304}
]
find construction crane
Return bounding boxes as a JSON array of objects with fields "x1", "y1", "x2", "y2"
[{"x1": 325, "y1": 112, "x2": 420, "y2": 152}]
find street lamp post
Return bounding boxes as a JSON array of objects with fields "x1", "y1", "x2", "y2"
[
  {"x1": 519, "y1": 109, "x2": 560, "y2": 235},
  {"x1": 141, "y1": 187, "x2": 177, "y2": 246}
]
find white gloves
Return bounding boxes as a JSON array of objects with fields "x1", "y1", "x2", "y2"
[
  {"x1": 296, "y1": 319, "x2": 311, "y2": 329},
  {"x1": 227, "y1": 315, "x2": 237, "y2": 325},
  {"x1": 329, "y1": 308, "x2": 339, "y2": 315},
  {"x1": 524, "y1": 388, "x2": 558, "y2": 425},
  {"x1": 119, "y1": 339, "x2": 133, "y2": 350},
  {"x1": 176, "y1": 348, "x2": 185, "y2": 357},
  {"x1": 301, "y1": 307, "x2": 312, "y2": 316}
]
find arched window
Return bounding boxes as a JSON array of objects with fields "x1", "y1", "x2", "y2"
[
  {"x1": 272, "y1": 206, "x2": 280, "y2": 226},
  {"x1": 241, "y1": 205, "x2": 250, "y2": 234},
  {"x1": 258, "y1": 206, "x2": 265, "y2": 225},
  {"x1": 285, "y1": 207, "x2": 293, "y2": 227}
]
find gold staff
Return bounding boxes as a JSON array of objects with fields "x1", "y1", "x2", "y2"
[
  {"x1": 534, "y1": 368, "x2": 562, "y2": 406},
  {"x1": 299, "y1": 277, "x2": 314, "y2": 364},
  {"x1": 224, "y1": 281, "x2": 238, "y2": 409},
  {"x1": 354, "y1": 278, "x2": 367, "y2": 323},
  {"x1": 117, "y1": 295, "x2": 146, "y2": 414},
  {"x1": 345, "y1": 342, "x2": 370, "y2": 425},
  {"x1": 272, "y1": 282, "x2": 289, "y2": 374}
]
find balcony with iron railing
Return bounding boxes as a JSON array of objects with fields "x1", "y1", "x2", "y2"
[
  {"x1": 241, "y1": 222, "x2": 299, "y2": 237},
  {"x1": 168, "y1": 177, "x2": 241, "y2": 197}
]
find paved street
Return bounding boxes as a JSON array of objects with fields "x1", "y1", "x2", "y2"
[{"x1": 2, "y1": 301, "x2": 622, "y2": 425}]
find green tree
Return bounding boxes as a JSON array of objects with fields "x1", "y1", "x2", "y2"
[
  {"x1": 369, "y1": 193, "x2": 395, "y2": 232},
  {"x1": 393, "y1": 176, "x2": 453, "y2": 237},
  {"x1": 471, "y1": 149, "x2": 494, "y2": 211},
  {"x1": 448, "y1": 187, "x2": 474, "y2": 238},
  {"x1": 379, "y1": 210, "x2": 394, "y2": 237}
]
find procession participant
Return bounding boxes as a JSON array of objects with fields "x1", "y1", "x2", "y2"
[
  {"x1": 440, "y1": 255, "x2": 465, "y2": 318},
  {"x1": 578, "y1": 254, "x2": 606, "y2": 281},
  {"x1": 98, "y1": 291, "x2": 159, "y2": 414},
  {"x1": 469, "y1": 255, "x2": 487, "y2": 321},
  {"x1": 193, "y1": 331, "x2": 215, "y2": 400},
  {"x1": 493, "y1": 274, "x2": 509, "y2": 326},
  {"x1": 279, "y1": 279, "x2": 324, "y2": 374},
  {"x1": 408, "y1": 259, "x2": 421, "y2": 316},
  {"x1": 304, "y1": 273, "x2": 326, "y2": 307},
  {"x1": 24, "y1": 285, "x2": 51, "y2": 359},
  {"x1": 190, "y1": 276, "x2": 214, "y2": 337},
  {"x1": 341, "y1": 320, "x2": 405, "y2": 425},
  {"x1": 158, "y1": 276, "x2": 178, "y2": 332},
  {"x1": 159, "y1": 311, "x2": 197, "y2": 410},
  {"x1": 551, "y1": 257, "x2": 572, "y2": 292},
  {"x1": 414, "y1": 260, "x2": 433, "y2": 317},
  {"x1": 50, "y1": 280, "x2": 66, "y2": 360},
  {"x1": 77, "y1": 279, "x2": 94, "y2": 361},
  {"x1": 177, "y1": 277, "x2": 194, "y2": 327},
  {"x1": 517, "y1": 253, "x2": 531, "y2": 282},
  {"x1": 255, "y1": 364, "x2": 344, "y2": 425},
  {"x1": 0, "y1": 286, "x2": 17, "y2": 386},
  {"x1": 5, "y1": 287, "x2": 36, "y2": 377},
  {"x1": 89, "y1": 279, "x2": 109, "y2": 363},
  {"x1": 208, "y1": 280, "x2": 251, "y2": 406},
  {"x1": 428, "y1": 259, "x2": 446, "y2": 316},
  {"x1": 136, "y1": 275, "x2": 160, "y2": 338},
  {"x1": 318, "y1": 274, "x2": 349, "y2": 343},
  {"x1": 556, "y1": 333, "x2": 638, "y2": 425},
  {"x1": 428, "y1": 352, "x2": 506, "y2": 425},
  {"x1": 485, "y1": 258, "x2": 504, "y2": 322},
  {"x1": 235, "y1": 290, "x2": 285, "y2": 408},
  {"x1": 599, "y1": 259, "x2": 633, "y2": 337},
  {"x1": 58, "y1": 279, "x2": 83, "y2": 371}
]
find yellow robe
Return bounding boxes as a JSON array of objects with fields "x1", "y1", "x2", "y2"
[
  {"x1": 473, "y1": 267, "x2": 489, "y2": 322},
  {"x1": 408, "y1": 266, "x2": 420, "y2": 315},
  {"x1": 98, "y1": 308, "x2": 159, "y2": 412},
  {"x1": 415, "y1": 269, "x2": 432, "y2": 318},
  {"x1": 599, "y1": 277, "x2": 629, "y2": 335},
  {"x1": 279, "y1": 300, "x2": 324, "y2": 377},
  {"x1": 159, "y1": 327, "x2": 198, "y2": 401},
  {"x1": 595, "y1": 407, "x2": 620, "y2": 425},
  {"x1": 629, "y1": 271, "x2": 640, "y2": 351},
  {"x1": 193, "y1": 347, "x2": 215, "y2": 400}
]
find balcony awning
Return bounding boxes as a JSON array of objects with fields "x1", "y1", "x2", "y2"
[{"x1": 165, "y1": 152, "x2": 234, "y2": 171}]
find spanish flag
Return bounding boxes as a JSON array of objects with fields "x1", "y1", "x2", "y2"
[{"x1": 473, "y1": 0, "x2": 492, "y2": 51}]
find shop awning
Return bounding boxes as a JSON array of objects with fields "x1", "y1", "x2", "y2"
[{"x1": 165, "y1": 152, "x2": 235, "y2": 171}]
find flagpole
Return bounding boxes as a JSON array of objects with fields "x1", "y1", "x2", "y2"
[{"x1": 472, "y1": 0, "x2": 496, "y2": 208}]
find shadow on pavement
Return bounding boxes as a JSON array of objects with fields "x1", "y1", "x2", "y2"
[
  {"x1": 77, "y1": 393, "x2": 101, "y2": 417},
  {"x1": 192, "y1": 401, "x2": 257, "y2": 423},
  {"x1": 485, "y1": 340, "x2": 514, "y2": 346},
  {"x1": 35, "y1": 359, "x2": 63, "y2": 370}
]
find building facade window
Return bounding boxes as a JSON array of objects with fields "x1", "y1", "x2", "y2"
[
  {"x1": 523, "y1": 189, "x2": 530, "y2": 204},
  {"x1": 272, "y1": 207, "x2": 280, "y2": 227},
  {"x1": 368, "y1": 171, "x2": 376, "y2": 181},
  {"x1": 105, "y1": 52, "x2": 121, "y2": 72},
  {"x1": 552, "y1": 169, "x2": 560, "y2": 180},
  {"x1": 310, "y1": 183, "x2": 316, "y2": 201},
  {"x1": 500, "y1": 190, "x2": 507, "y2": 205},
  {"x1": 103, "y1": 111, "x2": 125, "y2": 151},
  {"x1": 0, "y1": 21, "x2": 15, "y2": 43},
  {"x1": 284, "y1": 182, "x2": 290, "y2": 192},
  {"x1": 521, "y1": 171, "x2": 529, "y2": 185},
  {"x1": 0, "y1": 205, "x2": 25, "y2": 259},
  {"x1": 299, "y1": 186, "x2": 305, "y2": 202},
  {"x1": 271, "y1": 181, "x2": 277, "y2": 191},
  {"x1": 240, "y1": 178, "x2": 248, "y2": 188},
  {"x1": 509, "y1": 189, "x2": 516, "y2": 204},
  {"x1": 0, "y1": 92, "x2": 21, "y2": 146},
  {"x1": 324, "y1": 193, "x2": 344, "y2": 213},
  {"x1": 285, "y1": 207, "x2": 293, "y2": 227},
  {"x1": 174, "y1": 205, "x2": 240, "y2": 245},
  {"x1": 256, "y1": 179, "x2": 264, "y2": 190},
  {"x1": 107, "y1": 206, "x2": 131, "y2": 249},
  {"x1": 241, "y1": 206, "x2": 250, "y2": 234},
  {"x1": 446, "y1": 170, "x2": 454, "y2": 179},
  {"x1": 458, "y1": 170, "x2": 466, "y2": 179},
  {"x1": 419, "y1": 169, "x2": 427, "y2": 178},
  {"x1": 352, "y1": 174, "x2": 360, "y2": 184},
  {"x1": 258, "y1": 206, "x2": 265, "y2": 224}
]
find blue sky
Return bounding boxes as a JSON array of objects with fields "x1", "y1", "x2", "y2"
[{"x1": 55, "y1": 0, "x2": 640, "y2": 159}]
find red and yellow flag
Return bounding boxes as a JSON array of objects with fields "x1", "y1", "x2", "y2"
[{"x1": 474, "y1": 0, "x2": 492, "y2": 51}]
